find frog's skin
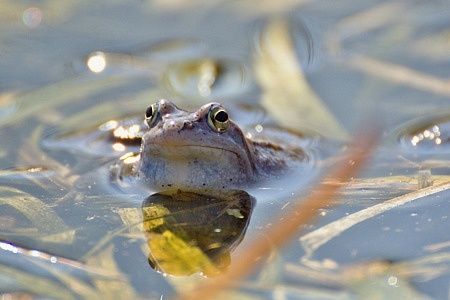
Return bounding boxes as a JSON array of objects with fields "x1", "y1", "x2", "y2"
[{"x1": 117, "y1": 99, "x2": 306, "y2": 191}]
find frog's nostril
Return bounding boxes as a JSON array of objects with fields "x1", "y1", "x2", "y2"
[{"x1": 183, "y1": 121, "x2": 194, "y2": 129}]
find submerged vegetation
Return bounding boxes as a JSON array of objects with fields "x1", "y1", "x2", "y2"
[{"x1": 1, "y1": 1, "x2": 450, "y2": 299}]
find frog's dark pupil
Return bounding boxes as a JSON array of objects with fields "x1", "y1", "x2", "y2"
[
  {"x1": 145, "y1": 106, "x2": 153, "y2": 119},
  {"x1": 215, "y1": 110, "x2": 228, "y2": 123}
]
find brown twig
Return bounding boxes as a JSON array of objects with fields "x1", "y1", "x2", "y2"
[{"x1": 178, "y1": 127, "x2": 380, "y2": 299}]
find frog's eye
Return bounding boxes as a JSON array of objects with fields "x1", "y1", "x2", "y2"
[
  {"x1": 207, "y1": 105, "x2": 229, "y2": 132},
  {"x1": 145, "y1": 103, "x2": 159, "y2": 127}
]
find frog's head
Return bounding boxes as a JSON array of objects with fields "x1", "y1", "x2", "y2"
[{"x1": 137, "y1": 99, "x2": 256, "y2": 190}]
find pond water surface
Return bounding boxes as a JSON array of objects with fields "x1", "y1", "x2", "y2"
[{"x1": 1, "y1": 1, "x2": 450, "y2": 299}]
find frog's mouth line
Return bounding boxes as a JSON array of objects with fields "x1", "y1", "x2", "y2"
[
  {"x1": 143, "y1": 142, "x2": 257, "y2": 173},
  {"x1": 146, "y1": 144, "x2": 241, "y2": 159}
]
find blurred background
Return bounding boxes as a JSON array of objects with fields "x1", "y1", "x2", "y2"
[{"x1": 1, "y1": 1, "x2": 450, "y2": 299}]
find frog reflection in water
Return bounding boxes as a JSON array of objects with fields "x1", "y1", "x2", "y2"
[{"x1": 117, "y1": 99, "x2": 306, "y2": 191}]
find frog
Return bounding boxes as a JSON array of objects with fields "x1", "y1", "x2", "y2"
[{"x1": 113, "y1": 99, "x2": 309, "y2": 191}]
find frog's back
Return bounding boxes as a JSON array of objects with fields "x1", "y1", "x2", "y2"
[{"x1": 246, "y1": 127, "x2": 313, "y2": 176}]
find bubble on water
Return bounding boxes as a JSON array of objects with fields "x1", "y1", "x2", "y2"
[
  {"x1": 387, "y1": 276, "x2": 398, "y2": 286},
  {"x1": 87, "y1": 52, "x2": 107, "y2": 73},
  {"x1": 23, "y1": 7, "x2": 42, "y2": 29}
]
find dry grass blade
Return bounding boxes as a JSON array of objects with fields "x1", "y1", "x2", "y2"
[
  {"x1": 178, "y1": 128, "x2": 379, "y2": 300},
  {"x1": 347, "y1": 55, "x2": 450, "y2": 96},
  {"x1": 85, "y1": 245, "x2": 138, "y2": 299},
  {"x1": 0, "y1": 186, "x2": 74, "y2": 243},
  {"x1": 300, "y1": 175, "x2": 450, "y2": 267},
  {"x1": 0, "y1": 265, "x2": 77, "y2": 300},
  {"x1": 326, "y1": 1, "x2": 409, "y2": 45},
  {"x1": 255, "y1": 18, "x2": 348, "y2": 140}
]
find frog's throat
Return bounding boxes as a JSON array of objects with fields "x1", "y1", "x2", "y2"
[{"x1": 138, "y1": 144, "x2": 257, "y2": 188}]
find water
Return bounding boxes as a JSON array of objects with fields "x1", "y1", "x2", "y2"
[{"x1": 1, "y1": 1, "x2": 450, "y2": 299}]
